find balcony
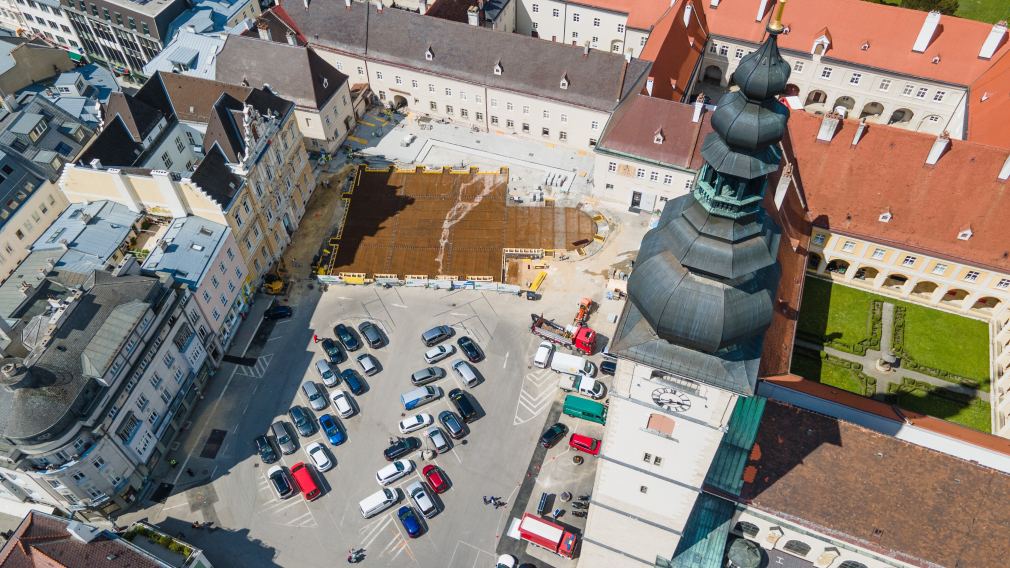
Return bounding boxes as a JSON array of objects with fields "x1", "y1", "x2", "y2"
[{"x1": 29, "y1": 440, "x2": 96, "y2": 474}]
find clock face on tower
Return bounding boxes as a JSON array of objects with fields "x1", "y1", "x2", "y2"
[{"x1": 652, "y1": 388, "x2": 691, "y2": 412}]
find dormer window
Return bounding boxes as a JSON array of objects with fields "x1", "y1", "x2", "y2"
[
  {"x1": 878, "y1": 211, "x2": 891, "y2": 223},
  {"x1": 811, "y1": 32, "x2": 831, "y2": 56},
  {"x1": 860, "y1": 41, "x2": 870, "y2": 51},
  {"x1": 560, "y1": 74, "x2": 569, "y2": 90},
  {"x1": 653, "y1": 129, "x2": 665, "y2": 144},
  {"x1": 957, "y1": 228, "x2": 973, "y2": 241},
  {"x1": 493, "y1": 60, "x2": 502, "y2": 75},
  {"x1": 425, "y1": 47, "x2": 434, "y2": 61},
  {"x1": 931, "y1": 55, "x2": 941, "y2": 64}
]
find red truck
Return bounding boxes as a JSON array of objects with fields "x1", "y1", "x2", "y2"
[
  {"x1": 518, "y1": 513, "x2": 577, "y2": 558},
  {"x1": 530, "y1": 314, "x2": 596, "y2": 355}
]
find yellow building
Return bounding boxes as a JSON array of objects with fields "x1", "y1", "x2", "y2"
[{"x1": 61, "y1": 72, "x2": 313, "y2": 282}]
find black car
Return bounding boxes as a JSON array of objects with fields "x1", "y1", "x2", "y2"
[
  {"x1": 334, "y1": 323, "x2": 361, "y2": 351},
  {"x1": 264, "y1": 305, "x2": 293, "y2": 320},
  {"x1": 456, "y1": 336, "x2": 484, "y2": 363},
  {"x1": 320, "y1": 338, "x2": 346, "y2": 364},
  {"x1": 383, "y1": 437, "x2": 421, "y2": 461},
  {"x1": 438, "y1": 410, "x2": 466, "y2": 439},
  {"x1": 340, "y1": 368, "x2": 366, "y2": 395},
  {"x1": 288, "y1": 406, "x2": 316, "y2": 437},
  {"x1": 539, "y1": 423, "x2": 568, "y2": 448},
  {"x1": 254, "y1": 435, "x2": 278, "y2": 464},
  {"x1": 358, "y1": 321, "x2": 385, "y2": 348},
  {"x1": 600, "y1": 360, "x2": 617, "y2": 376},
  {"x1": 448, "y1": 388, "x2": 478, "y2": 423}
]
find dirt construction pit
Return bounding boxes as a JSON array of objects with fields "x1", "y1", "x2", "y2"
[{"x1": 326, "y1": 166, "x2": 597, "y2": 280}]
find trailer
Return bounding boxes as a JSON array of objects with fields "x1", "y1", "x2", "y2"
[
  {"x1": 518, "y1": 513, "x2": 577, "y2": 558},
  {"x1": 530, "y1": 314, "x2": 595, "y2": 355}
]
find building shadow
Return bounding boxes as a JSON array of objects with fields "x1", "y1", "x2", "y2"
[{"x1": 150, "y1": 516, "x2": 282, "y2": 567}]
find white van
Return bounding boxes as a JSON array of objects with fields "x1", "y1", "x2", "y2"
[
  {"x1": 359, "y1": 488, "x2": 399, "y2": 518},
  {"x1": 533, "y1": 341, "x2": 554, "y2": 369},
  {"x1": 400, "y1": 386, "x2": 442, "y2": 410}
]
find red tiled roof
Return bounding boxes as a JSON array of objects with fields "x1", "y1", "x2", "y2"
[
  {"x1": 701, "y1": 0, "x2": 1009, "y2": 86},
  {"x1": 0, "y1": 511, "x2": 163, "y2": 568},
  {"x1": 782, "y1": 111, "x2": 1010, "y2": 273},
  {"x1": 596, "y1": 94, "x2": 712, "y2": 167},
  {"x1": 968, "y1": 51, "x2": 1010, "y2": 149},
  {"x1": 638, "y1": 0, "x2": 708, "y2": 101}
]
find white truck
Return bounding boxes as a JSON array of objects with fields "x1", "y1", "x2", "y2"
[
  {"x1": 549, "y1": 352, "x2": 597, "y2": 377},
  {"x1": 557, "y1": 375, "x2": 607, "y2": 399}
]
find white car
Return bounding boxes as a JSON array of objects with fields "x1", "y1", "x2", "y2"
[
  {"x1": 399, "y1": 413, "x2": 434, "y2": 434},
  {"x1": 330, "y1": 390, "x2": 354, "y2": 418},
  {"x1": 533, "y1": 341, "x2": 554, "y2": 368},
  {"x1": 375, "y1": 459, "x2": 414, "y2": 485},
  {"x1": 424, "y1": 344, "x2": 455, "y2": 364},
  {"x1": 495, "y1": 555, "x2": 516, "y2": 568},
  {"x1": 305, "y1": 442, "x2": 333, "y2": 472}
]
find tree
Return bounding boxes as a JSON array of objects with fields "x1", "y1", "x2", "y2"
[{"x1": 901, "y1": 0, "x2": 959, "y2": 15}]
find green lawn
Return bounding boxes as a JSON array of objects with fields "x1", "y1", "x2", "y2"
[
  {"x1": 894, "y1": 389, "x2": 992, "y2": 432},
  {"x1": 790, "y1": 353, "x2": 871, "y2": 396},
  {"x1": 797, "y1": 277, "x2": 880, "y2": 348},
  {"x1": 954, "y1": 0, "x2": 1009, "y2": 23},
  {"x1": 900, "y1": 303, "x2": 990, "y2": 387}
]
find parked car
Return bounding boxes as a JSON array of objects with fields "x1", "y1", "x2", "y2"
[
  {"x1": 496, "y1": 554, "x2": 516, "y2": 568},
  {"x1": 330, "y1": 390, "x2": 355, "y2": 418},
  {"x1": 334, "y1": 323, "x2": 361, "y2": 351},
  {"x1": 356, "y1": 353, "x2": 380, "y2": 376},
  {"x1": 271, "y1": 421, "x2": 297, "y2": 454},
  {"x1": 254, "y1": 435, "x2": 278, "y2": 464},
  {"x1": 539, "y1": 422, "x2": 568, "y2": 448},
  {"x1": 319, "y1": 414, "x2": 346, "y2": 445},
  {"x1": 451, "y1": 359, "x2": 480, "y2": 387},
  {"x1": 448, "y1": 388, "x2": 478, "y2": 423},
  {"x1": 267, "y1": 465, "x2": 294, "y2": 499},
  {"x1": 397, "y1": 505, "x2": 423, "y2": 538},
  {"x1": 438, "y1": 410, "x2": 466, "y2": 439},
  {"x1": 358, "y1": 321, "x2": 385, "y2": 348},
  {"x1": 340, "y1": 368, "x2": 366, "y2": 395},
  {"x1": 288, "y1": 406, "x2": 316, "y2": 437},
  {"x1": 305, "y1": 442, "x2": 333, "y2": 472},
  {"x1": 421, "y1": 325, "x2": 453, "y2": 346},
  {"x1": 569, "y1": 433, "x2": 602, "y2": 456},
  {"x1": 301, "y1": 381, "x2": 328, "y2": 411},
  {"x1": 424, "y1": 344, "x2": 455, "y2": 364},
  {"x1": 422, "y1": 464, "x2": 449, "y2": 493},
  {"x1": 375, "y1": 459, "x2": 414, "y2": 485},
  {"x1": 290, "y1": 461, "x2": 321, "y2": 501},
  {"x1": 399, "y1": 413, "x2": 434, "y2": 434},
  {"x1": 383, "y1": 437, "x2": 421, "y2": 461},
  {"x1": 533, "y1": 340, "x2": 554, "y2": 368},
  {"x1": 315, "y1": 360, "x2": 339, "y2": 388},
  {"x1": 264, "y1": 305, "x2": 293, "y2": 320},
  {"x1": 456, "y1": 336, "x2": 484, "y2": 363},
  {"x1": 600, "y1": 360, "x2": 617, "y2": 376},
  {"x1": 406, "y1": 480, "x2": 437, "y2": 518},
  {"x1": 320, "y1": 338, "x2": 345, "y2": 364},
  {"x1": 410, "y1": 366, "x2": 445, "y2": 386},
  {"x1": 426, "y1": 426, "x2": 450, "y2": 454}
]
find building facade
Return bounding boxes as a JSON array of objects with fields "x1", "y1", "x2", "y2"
[
  {"x1": 6, "y1": 0, "x2": 84, "y2": 52},
  {"x1": 509, "y1": 0, "x2": 662, "y2": 58}
]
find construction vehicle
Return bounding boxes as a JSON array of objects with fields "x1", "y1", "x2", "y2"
[
  {"x1": 530, "y1": 314, "x2": 596, "y2": 355},
  {"x1": 573, "y1": 297, "x2": 593, "y2": 326},
  {"x1": 263, "y1": 262, "x2": 290, "y2": 295}
]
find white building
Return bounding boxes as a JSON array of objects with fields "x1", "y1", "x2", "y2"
[{"x1": 6, "y1": 0, "x2": 84, "y2": 51}]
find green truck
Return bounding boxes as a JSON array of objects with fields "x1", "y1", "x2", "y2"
[{"x1": 562, "y1": 394, "x2": 607, "y2": 425}]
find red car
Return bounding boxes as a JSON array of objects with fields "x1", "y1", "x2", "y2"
[
  {"x1": 569, "y1": 433, "x2": 601, "y2": 456},
  {"x1": 422, "y1": 464, "x2": 449, "y2": 493}
]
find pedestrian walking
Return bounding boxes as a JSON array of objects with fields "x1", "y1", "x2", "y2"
[
  {"x1": 313, "y1": 334, "x2": 319, "y2": 344},
  {"x1": 482, "y1": 496, "x2": 490, "y2": 505}
]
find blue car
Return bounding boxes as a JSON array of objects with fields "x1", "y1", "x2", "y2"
[
  {"x1": 319, "y1": 414, "x2": 346, "y2": 445},
  {"x1": 341, "y1": 369, "x2": 365, "y2": 395},
  {"x1": 397, "y1": 506, "x2": 423, "y2": 538}
]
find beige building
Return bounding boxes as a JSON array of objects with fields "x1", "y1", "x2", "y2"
[
  {"x1": 0, "y1": 179, "x2": 66, "y2": 282},
  {"x1": 0, "y1": 36, "x2": 75, "y2": 95},
  {"x1": 61, "y1": 72, "x2": 313, "y2": 283}
]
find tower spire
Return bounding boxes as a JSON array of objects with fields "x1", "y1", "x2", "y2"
[{"x1": 767, "y1": 0, "x2": 787, "y2": 35}]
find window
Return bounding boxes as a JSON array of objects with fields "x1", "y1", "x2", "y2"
[
  {"x1": 490, "y1": 98, "x2": 498, "y2": 108},
  {"x1": 593, "y1": 17, "x2": 600, "y2": 26},
  {"x1": 662, "y1": 174, "x2": 672, "y2": 185},
  {"x1": 522, "y1": 105, "x2": 530, "y2": 114},
  {"x1": 652, "y1": 456, "x2": 662, "y2": 465},
  {"x1": 932, "y1": 263, "x2": 948, "y2": 275},
  {"x1": 475, "y1": 94, "x2": 482, "y2": 103},
  {"x1": 642, "y1": 452, "x2": 652, "y2": 462},
  {"x1": 559, "y1": 131, "x2": 567, "y2": 141},
  {"x1": 933, "y1": 90, "x2": 946, "y2": 102},
  {"x1": 490, "y1": 115, "x2": 499, "y2": 125},
  {"x1": 849, "y1": 72, "x2": 862, "y2": 85},
  {"x1": 92, "y1": 457, "x2": 105, "y2": 469},
  {"x1": 734, "y1": 48, "x2": 745, "y2": 59},
  {"x1": 531, "y1": 3, "x2": 537, "y2": 11},
  {"x1": 591, "y1": 121, "x2": 599, "y2": 130},
  {"x1": 560, "y1": 113, "x2": 567, "y2": 123},
  {"x1": 649, "y1": 171, "x2": 658, "y2": 182},
  {"x1": 394, "y1": 75, "x2": 402, "y2": 85},
  {"x1": 376, "y1": 71, "x2": 383, "y2": 79},
  {"x1": 965, "y1": 271, "x2": 980, "y2": 282},
  {"x1": 161, "y1": 153, "x2": 173, "y2": 169},
  {"x1": 202, "y1": 291, "x2": 211, "y2": 302},
  {"x1": 430, "y1": 101, "x2": 437, "y2": 111},
  {"x1": 460, "y1": 91, "x2": 468, "y2": 101},
  {"x1": 445, "y1": 105, "x2": 453, "y2": 114},
  {"x1": 71, "y1": 471, "x2": 86, "y2": 482},
  {"x1": 428, "y1": 83, "x2": 435, "y2": 93},
  {"x1": 878, "y1": 78, "x2": 891, "y2": 91},
  {"x1": 636, "y1": 168, "x2": 645, "y2": 178},
  {"x1": 542, "y1": 110, "x2": 550, "y2": 119},
  {"x1": 136, "y1": 394, "x2": 149, "y2": 411},
  {"x1": 792, "y1": 61, "x2": 804, "y2": 72},
  {"x1": 782, "y1": 540, "x2": 811, "y2": 557},
  {"x1": 572, "y1": 12, "x2": 579, "y2": 22},
  {"x1": 734, "y1": 521, "x2": 759, "y2": 537},
  {"x1": 552, "y1": 8, "x2": 559, "y2": 17},
  {"x1": 521, "y1": 123, "x2": 530, "y2": 133},
  {"x1": 997, "y1": 278, "x2": 1010, "y2": 289},
  {"x1": 476, "y1": 111, "x2": 483, "y2": 121},
  {"x1": 506, "y1": 102, "x2": 514, "y2": 111},
  {"x1": 902, "y1": 255, "x2": 916, "y2": 266},
  {"x1": 820, "y1": 67, "x2": 833, "y2": 79},
  {"x1": 608, "y1": 161, "x2": 616, "y2": 172},
  {"x1": 902, "y1": 83, "x2": 915, "y2": 96},
  {"x1": 841, "y1": 240, "x2": 855, "y2": 252},
  {"x1": 163, "y1": 353, "x2": 175, "y2": 367},
  {"x1": 837, "y1": 563, "x2": 868, "y2": 568},
  {"x1": 915, "y1": 87, "x2": 928, "y2": 99},
  {"x1": 718, "y1": 45, "x2": 728, "y2": 57},
  {"x1": 811, "y1": 233, "x2": 826, "y2": 246},
  {"x1": 444, "y1": 87, "x2": 452, "y2": 96},
  {"x1": 460, "y1": 109, "x2": 469, "y2": 118},
  {"x1": 542, "y1": 127, "x2": 550, "y2": 136},
  {"x1": 149, "y1": 373, "x2": 162, "y2": 389},
  {"x1": 357, "y1": 66, "x2": 364, "y2": 75},
  {"x1": 639, "y1": 485, "x2": 648, "y2": 493},
  {"x1": 506, "y1": 119, "x2": 514, "y2": 128},
  {"x1": 871, "y1": 248, "x2": 885, "y2": 260},
  {"x1": 617, "y1": 23, "x2": 624, "y2": 33},
  {"x1": 378, "y1": 91, "x2": 385, "y2": 100},
  {"x1": 148, "y1": 409, "x2": 160, "y2": 425}
]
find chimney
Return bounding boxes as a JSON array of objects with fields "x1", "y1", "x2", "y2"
[
  {"x1": 998, "y1": 153, "x2": 1010, "y2": 181},
  {"x1": 419, "y1": 0, "x2": 427, "y2": 13},
  {"x1": 755, "y1": 0, "x2": 769, "y2": 22},
  {"x1": 912, "y1": 11, "x2": 941, "y2": 53},
  {"x1": 467, "y1": 6, "x2": 479, "y2": 26},
  {"x1": 709, "y1": 0, "x2": 719, "y2": 6},
  {"x1": 286, "y1": 30, "x2": 297, "y2": 45},
  {"x1": 375, "y1": 0, "x2": 383, "y2": 13},
  {"x1": 344, "y1": 0, "x2": 351, "y2": 7},
  {"x1": 925, "y1": 131, "x2": 950, "y2": 165},
  {"x1": 256, "y1": 19, "x2": 271, "y2": 41},
  {"x1": 646, "y1": 76, "x2": 654, "y2": 96},
  {"x1": 816, "y1": 112, "x2": 841, "y2": 142},
  {"x1": 692, "y1": 95, "x2": 706, "y2": 122},
  {"x1": 979, "y1": 20, "x2": 1008, "y2": 59},
  {"x1": 683, "y1": 1, "x2": 693, "y2": 26},
  {"x1": 851, "y1": 118, "x2": 867, "y2": 146},
  {"x1": 583, "y1": 41, "x2": 591, "y2": 56}
]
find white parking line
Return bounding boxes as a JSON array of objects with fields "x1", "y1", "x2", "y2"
[
  {"x1": 502, "y1": 351, "x2": 509, "y2": 368},
  {"x1": 391, "y1": 303, "x2": 408, "y2": 309}
]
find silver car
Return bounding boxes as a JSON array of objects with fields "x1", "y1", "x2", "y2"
[
  {"x1": 271, "y1": 421, "x2": 297, "y2": 455},
  {"x1": 406, "y1": 479, "x2": 437, "y2": 518},
  {"x1": 424, "y1": 344, "x2": 455, "y2": 364},
  {"x1": 302, "y1": 381, "x2": 327, "y2": 411},
  {"x1": 426, "y1": 426, "x2": 450, "y2": 454}
]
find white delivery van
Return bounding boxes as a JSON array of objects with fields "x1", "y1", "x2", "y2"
[
  {"x1": 359, "y1": 488, "x2": 399, "y2": 518},
  {"x1": 550, "y1": 352, "x2": 597, "y2": 377}
]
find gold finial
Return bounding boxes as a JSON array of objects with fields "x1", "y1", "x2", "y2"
[{"x1": 767, "y1": 0, "x2": 787, "y2": 34}]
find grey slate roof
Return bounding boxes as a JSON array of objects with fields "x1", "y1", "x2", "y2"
[
  {"x1": 189, "y1": 145, "x2": 243, "y2": 207},
  {"x1": 142, "y1": 29, "x2": 225, "y2": 80},
  {"x1": 274, "y1": 0, "x2": 650, "y2": 112},
  {"x1": 0, "y1": 249, "x2": 63, "y2": 319},
  {"x1": 0, "y1": 94, "x2": 95, "y2": 181},
  {"x1": 33, "y1": 200, "x2": 140, "y2": 269},
  {"x1": 142, "y1": 215, "x2": 228, "y2": 288}
]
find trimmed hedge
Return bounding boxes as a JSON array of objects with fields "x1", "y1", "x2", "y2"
[
  {"x1": 891, "y1": 306, "x2": 983, "y2": 389},
  {"x1": 791, "y1": 348, "x2": 878, "y2": 397},
  {"x1": 797, "y1": 299, "x2": 884, "y2": 356}
]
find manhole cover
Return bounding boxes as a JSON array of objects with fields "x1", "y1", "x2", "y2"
[
  {"x1": 199, "y1": 429, "x2": 227, "y2": 459},
  {"x1": 150, "y1": 483, "x2": 173, "y2": 504}
]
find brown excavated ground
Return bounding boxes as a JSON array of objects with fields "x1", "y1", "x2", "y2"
[{"x1": 328, "y1": 167, "x2": 596, "y2": 279}]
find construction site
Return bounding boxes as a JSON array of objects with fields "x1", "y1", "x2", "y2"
[{"x1": 318, "y1": 166, "x2": 600, "y2": 283}]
